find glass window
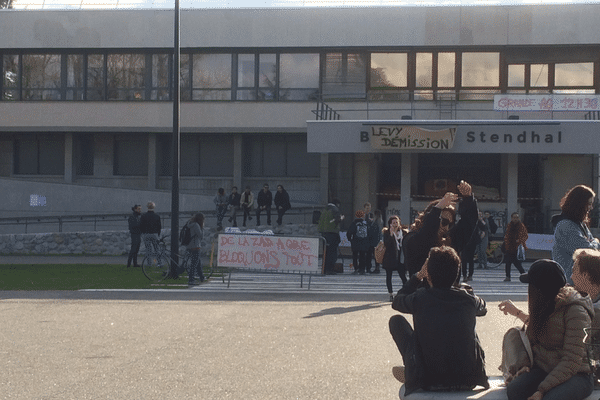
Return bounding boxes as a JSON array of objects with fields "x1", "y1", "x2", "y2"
[
  {"x1": 87, "y1": 54, "x2": 105, "y2": 100},
  {"x1": 192, "y1": 54, "x2": 231, "y2": 101},
  {"x1": 114, "y1": 138, "x2": 148, "y2": 176},
  {"x1": 530, "y1": 64, "x2": 548, "y2": 87},
  {"x1": 461, "y1": 52, "x2": 499, "y2": 87},
  {"x1": 14, "y1": 135, "x2": 64, "y2": 175},
  {"x1": 438, "y1": 52, "x2": 455, "y2": 88},
  {"x1": 263, "y1": 140, "x2": 286, "y2": 176},
  {"x1": 107, "y1": 53, "x2": 145, "y2": 100},
  {"x1": 67, "y1": 54, "x2": 84, "y2": 100},
  {"x1": 3, "y1": 55, "x2": 19, "y2": 100},
  {"x1": 243, "y1": 136, "x2": 318, "y2": 177},
  {"x1": 508, "y1": 64, "x2": 525, "y2": 87},
  {"x1": 416, "y1": 53, "x2": 432, "y2": 88},
  {"x1": 180, "y1": 54, "x2": 191, "y2": 101},
  {"x1": 323, "y1": 52, "x2": 366, "y2": 99},
  {"x1": 181, "y1": 136, "x2": 199, "y2": 176},
  {"x1": 200, "y1": 138, "x2": 234, "y2": 176},
  {"x1": 555, "y1": 62, "x2": 594, "y2": 87},
  {"x1": 286, "y1": 139, "x2": 320, "y2": 177},
  {"x1": 279, "y1": 53, "x2": 319, "y2": 101},
  {"x1": 371, "y1": 53, "x2": 407, "y2": 88},
  {"x1": 74, "y1": 135, "x2": 94, "y2": 176},
  {"x1": 152, "y1": 54, "x2": 170, "y2": 101},
  {"x1": 237, "y1": 54, "x2": 256, "y2": 100},
  {"x1": 22, "y1": 54, "x2": 61, "y2": 100},
  {"x1": 258, "y1": 53, "x2": 276, "y2": 101}
]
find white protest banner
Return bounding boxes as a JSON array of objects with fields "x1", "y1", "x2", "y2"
[
  {"x1": 494, "y1": 94, "x2": 600, "y2": 111},
  {"x1": 526, "y1": 233, "x2": 555, "y2": 251},
  {"x1": 218, "y1": 234, "x2": 321, "y2": 273}
]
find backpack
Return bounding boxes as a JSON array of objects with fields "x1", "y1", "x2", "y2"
[
  {"x1": 180, "y1": 224, "x2": 192, "y2": 246},
  {"x1": 356, "y1": 221, "x2": 368, "y2": 239}
]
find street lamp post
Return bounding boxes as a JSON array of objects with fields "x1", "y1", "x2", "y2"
[{"x1": 170, "y1": 0, "x2": 181, "y2": 278}]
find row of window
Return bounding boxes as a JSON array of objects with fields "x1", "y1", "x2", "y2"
[
  {"x1": 13, "y1": 134, "x2": 320, "y2": 177},
  {"x1": 2, "y1": 48, "x2": 597, "y2": 101}
]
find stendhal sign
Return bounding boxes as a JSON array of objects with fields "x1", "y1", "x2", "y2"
[
  {"x1": 306, "y1": 120, "x2": 600, "y2": 154},
  {"x1": 366, "y1": 125, "x2": 457, "y2": 150}
]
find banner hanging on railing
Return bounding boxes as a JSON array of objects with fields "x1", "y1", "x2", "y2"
[{"x1": 217, "y1": 234, "x2": 321, "y2": 273}]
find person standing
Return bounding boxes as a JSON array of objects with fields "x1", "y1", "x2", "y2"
[
  {"x1": 127, "y1": 204, "x2": 142, "y2": 268},
  {"x1": 256, "y1": 183, "x2": 273, "y2": 226},
  {"x1": 461, "y1": 224, "x2": 480, "y2": 283},
  {"x1": 346, "y1": 210, "x2": 370, "y2": 275},
  {"x1": 318, "y1": 198, "x2": 344, "y2": 275},
  {"x1": 369, "y1": 209, "x2": 384, "y2": 274},
  {"x1": 241, "y1": 186, "x2": 254, "y2": 227},
  {"x1": 184, "y1": 213, "x2": 205, "y2": 286},
  {"x1": 503, "y1": 212, "x2": 528, "y2": 282},
  {"x1": 552, "y1": 185, "x2": 600, "y2": 284},
  {"x1": 140, "y1": 201, "x2": 161, "y2": 261},
  {"x1": 274, "y1": 184, "x2": 291, "y2": 226},
  {"x1": 475, "y1": 211, "x2": 490, "y2": 269},
  {"x1": 213, "y1": 188, "x2": 228, "y2": 229},
  {"x1": 484, "y1": 211, "x2": 498, "y2": 236},
  {"x1": 382, "y1": 215, "x2": 407, "y2": 301},
  {"x1": 227, "y1": 186, "x2": 241, "y2": 227},
  {"x1": 402, "y1": 181, "x2": 479, "y2": 279}
]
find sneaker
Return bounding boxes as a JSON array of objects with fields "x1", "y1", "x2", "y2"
[
  {"x1": 188, "y1": 280, "x2": 202, "y2": 286},
  {"x1": 503, "y1": 277, "x2": 511, "y2": 282},
  {"x1": 392, "y1": 366, "x2": 405, "y2": 383}
]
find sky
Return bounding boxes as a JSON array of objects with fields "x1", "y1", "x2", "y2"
[{"x1": 6, "y1": 0, "x2": 600, "y2": 10}]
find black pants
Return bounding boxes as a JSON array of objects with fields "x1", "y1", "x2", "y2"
[
  {"x1": 256, "y1": 207, "x2": 271, "y2": 225},
  {"x1": 386, "y1": 261, "x2": 407, "y2": 294},
  {"x1": 322, "y1": 232, "x2": 340, "y2": 274},
  {"x1": 461, "y1": 243, "x2": 477, "y2": 279},
  {"x1": 505, "y1": 252, "x2": 525, "y2": 278},
  {"x1": 242, "y1": 205, "x2": 252, "y2": 226},
  {"x1": 352, "y1": 250, "x2": 368, "y2": 273},
  {"x1": 389, "y1": 315, "x2": 418, "y2": 384},
  {"x1": 127, "y1": 233, "x2": 141, "y2": 267},
  {"x1": 276, "y1": 208, "x2": 287, "y2": 225}
]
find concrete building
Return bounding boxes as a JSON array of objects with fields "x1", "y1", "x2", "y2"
[{"x1": 1, "y1": 4, "x2": 600, "y2": 233}]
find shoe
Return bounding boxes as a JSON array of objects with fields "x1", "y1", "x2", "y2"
[
  {"x1": 352, "y1": 270, "x2": 359, "y2": 275},
  {"x1": 467, "y1": 275, "x2": 473, "y2": 282},
  {"x1": 372, "y1": 269, "x2": 381, "y2": 274},
  {"x1": 242, "y1": 223, "x2": 246, "y2": 227},
  {"x1": 133, "y1": 264, "x2": 141, "y2": 268},
  {"x1": 389, "y1": 294, "x2": 394, "y2": 302},
  {"x1": 392, "y1": 366, "x2": 405, "y2": 383},
  {"x1": 248, "y1": 216, "x2": 252, "y2": 220},
  {"x1": 228, "y1": 217, "x2": 232, "y2": 222},
  {"x1": 504, "y1": 277, "x2": 511, "y2": 282},
  {"x1": 359, "y1": 271, "x2": 366, "y2": 275},
  {"x1": 267, "y1": 221, "x2": 271, "y2": 225},
  {"x1": 188, "y1": 280, "x2": 202, "y2": 286}
]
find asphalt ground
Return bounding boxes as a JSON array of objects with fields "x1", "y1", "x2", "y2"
[{"x1": 0, "y1": 255, "x2": 534, "y2": 399}]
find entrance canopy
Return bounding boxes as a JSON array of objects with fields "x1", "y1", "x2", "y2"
[{"x1": 307, "y1": 120, "x2": 600, "y2": 154}]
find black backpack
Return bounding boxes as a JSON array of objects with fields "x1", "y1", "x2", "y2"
[{"x1": 180, "y1": 224, "x2": 192, "y2": 246}]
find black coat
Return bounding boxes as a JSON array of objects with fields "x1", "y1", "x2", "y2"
[
  {"x1": 382, "y1": 228, "x2": 405, "y2": 271},
  {"x1": 128, "y1": 212, "x2": 141, "y2": 235},
  {"x1": 392, "y1": 275, "x2": 489, "y2": 394},
  {"x1": 140, "y1": 211, "x2": 161, "y2": 234},
  {"x1": 402, "y1": 195, "x2": 478, "y2": 276},
  {"x1": 257, "y1": 189, "x2": 273, "y2": 208},
  {"x1": 274, "y1": 190, "x2": 291, "y2": 211}
]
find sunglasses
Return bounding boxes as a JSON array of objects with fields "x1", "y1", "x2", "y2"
[{"x1": 441, "y1": 218, "x2": 454, "y2": 228}]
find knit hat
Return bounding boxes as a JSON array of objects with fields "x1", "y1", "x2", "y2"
[
  {"x1": 355, "y1": 210, "x2": 365, "y2": 219},
  {"x1": 520, "y1": 259, "x2": 566, "y2": 297}
]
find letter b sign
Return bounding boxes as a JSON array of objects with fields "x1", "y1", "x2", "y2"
[{"x1": 360, "y1": 131, "x2": 369, "y2": 142}]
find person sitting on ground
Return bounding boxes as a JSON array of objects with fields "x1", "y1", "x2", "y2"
[
  {"x1": 571, "y1": 248, "x2": 600, "y2": 330},
  {"x1": 389, "y1": 246, "x2": 489, "y2": 395},
  {"x1": 498, "y1": 259, "x2": 594, "y2": 400}
]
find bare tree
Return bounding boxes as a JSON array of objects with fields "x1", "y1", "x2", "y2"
[{"x1": 0, "y1": 0, "x2": 13, "y2": 9}]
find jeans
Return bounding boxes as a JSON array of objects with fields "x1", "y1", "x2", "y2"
[
  {"x1": 216, "y1": 205, "x2": 227, "y2": 226},
  {"x1": 352, "y1": 250, "x2": 368, "y2": 273},
  {"x1": 142, "y1": 233, "x2": 160, "y2": 261},
  {"x1": 476, "y1": 236, "x2": 488, "y2": 268},
  {"x1": 386, "y1": 260, "x2": 407, "y2": 294},
  {"x1": 507, "y1": 367, "x2": 593, "y2": 400},
  {"x1": 256, "y1": 206, "x2": 271, "y2": 225}
]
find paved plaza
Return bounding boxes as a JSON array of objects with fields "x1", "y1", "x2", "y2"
[{"x1": 1, "y1": 256, "x2": 533, "y2": 399}]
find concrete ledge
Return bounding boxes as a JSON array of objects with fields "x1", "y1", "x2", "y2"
[{"x1": 399, "y1": 377, "x2": 600, "y2": 399}]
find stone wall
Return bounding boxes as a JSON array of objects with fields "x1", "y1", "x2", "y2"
[{"x1": 0, "y1": 224, "x2": 321, "y2": 256}]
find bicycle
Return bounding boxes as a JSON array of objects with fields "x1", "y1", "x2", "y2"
[
  {"x1": 141, "y1": 236, "x2": 214, "y2": 283},
  {"x1": 485, "y1": 240, "x2": 505, "y2": 269}
]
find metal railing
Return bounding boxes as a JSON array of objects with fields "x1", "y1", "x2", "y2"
[{"x1": 0, "y1": 207, "x2": 321, "y2": 235}]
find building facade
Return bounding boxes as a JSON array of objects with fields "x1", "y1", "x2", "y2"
[{"x1": 1, "y1": 5, "x2": 600, "y2": 232}]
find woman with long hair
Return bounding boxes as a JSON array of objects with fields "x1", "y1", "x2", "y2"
[
  {"x1": 553, "y1": 184, "x2": 600, "y2": 284},
  {"x1": 503, "y1": 212, "x2": 528, "y2": 282},
  {"x1": 382, "y1": 215, "x2": 407, "y2": 301},
  {"x1": 499, "y1": 260, "x2": 594, "y2": 400},
  {"x1": 185, "y1": 213, "x2": 205, "y2": 285},
  {"x1": 402, "y1": 181, "x2": 479, "y2": 279}
]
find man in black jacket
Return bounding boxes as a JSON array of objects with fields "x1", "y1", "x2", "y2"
[
  {"x1": 140, "y1": 201, "x2": 162, "y2": 260},
  {"x1": 389, "y1": 246, "x2": 489, "y2": 395},
  {"x1": 227, "y1": 186, "x2": 242, "y2": 227},
  {"x1": 255, "y1": 183, "x2": 272, "y2": 226}
]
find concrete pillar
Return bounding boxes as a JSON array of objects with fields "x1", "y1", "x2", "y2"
[
  {"x1": 320, "y1": 153, "x2": 329, "y2": 204},
  {"x1": 233, "y1": 134, "x2": 243, "y2": 189},
  {"x1": 507, "y1": 153, "x2": 519, "y2": 224},
  {"x1": 353, "y1": 153, "x2": 373, "y2": 213},
  {"x1": 400, "y1": 153, "x2": 412, "y2": 226},
  {"x1": 64, "y1": 133, "x2": 73, "y2": 183},
  {"x1": 147, "y1": 133, "x2": 157, "y2": 190}
]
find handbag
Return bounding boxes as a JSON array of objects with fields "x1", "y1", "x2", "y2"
[
  {"x1": 499, "y1": 325, "x2": 533, "y2": 383},
  {"x1": 374, "y1": 240, "x2": 386, "y2": 264},
  {"x1": 517, "y1": 244, "x2": 526, "y2": 261}
]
